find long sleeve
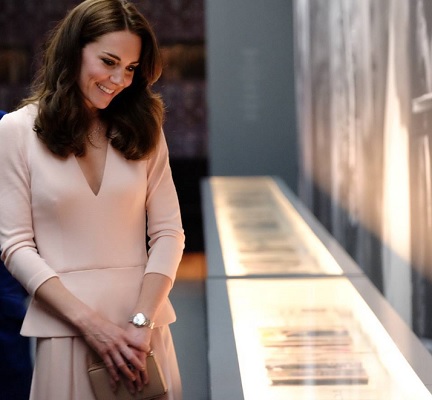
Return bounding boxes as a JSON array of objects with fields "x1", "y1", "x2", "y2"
[
  {"x1": 0, "y1": 107, "x2": 58, "y2": 296},
  {"x1": 145, "y1": 131, "x2": 185, "y2": 284}
]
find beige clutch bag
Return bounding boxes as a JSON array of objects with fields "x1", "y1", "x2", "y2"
[{"x1": 87, "y1": 351, "x2": 167, "y2": 400}]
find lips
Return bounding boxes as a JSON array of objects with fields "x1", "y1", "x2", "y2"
[{"x1": 96, "y1": 83, "x2": 115, "y2": 95}]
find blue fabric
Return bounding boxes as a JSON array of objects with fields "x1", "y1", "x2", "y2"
[
  {"x1": 0, "y1": 110, "x2": 33, "y2": 399},
  {"x1": 0, "y1": 260, "x2": 32, "y2": 400}
]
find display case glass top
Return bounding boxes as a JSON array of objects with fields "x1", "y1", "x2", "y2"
[
  {"x1": 225, "y1": 277, "x2": 432, "y2": 399},
  {"x1": 206, "y1": 176, "x2": 358, "y2": 277}
]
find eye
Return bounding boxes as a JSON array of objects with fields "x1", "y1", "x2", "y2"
[
  {"x1": 102, "y1": 58, "x2": 115, "y2": 66},
  {"x1": 126, "y1": 65, "x2": 138, "y2": 72}
]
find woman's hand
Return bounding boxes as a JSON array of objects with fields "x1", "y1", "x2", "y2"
[
  {"x1": 121, "y1": 324, "x2": 153, "y2": 394},
  {"x1": 82, "y1": 314, "x2": 151, "y2": 391},
  {"x1": 33, "y1": 277, "x2": 151, "y2": 392},
  {"x1": 116, "y1": 272, "x2": 171, "y2": 393}
]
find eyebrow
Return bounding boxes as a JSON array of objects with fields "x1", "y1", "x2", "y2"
[{"x1": 102, "y1": 51, "x2": 139, "y2": 64}]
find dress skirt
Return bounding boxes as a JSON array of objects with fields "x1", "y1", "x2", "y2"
[{"x1": 30, "y1": 325, "x2": 182, "y2": 400}]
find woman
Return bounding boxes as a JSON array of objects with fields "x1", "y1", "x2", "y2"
[{"x1": 0, "y1": 1, "x2": 185, "y2": 399}]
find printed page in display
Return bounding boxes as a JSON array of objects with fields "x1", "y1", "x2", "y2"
[{"x1": 226, "y1": 278, "x2": 432, "y2": 400}]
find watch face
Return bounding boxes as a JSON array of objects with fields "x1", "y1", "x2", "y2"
[{"x1": 133, "y1": 313, "x2": 146, "y2": 326}]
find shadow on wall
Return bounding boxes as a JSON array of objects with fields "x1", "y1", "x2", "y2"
[
  {"x1": 303, "y1": 176, "x2": 383, "y2": 292},
  {"x1": 303, "y1": 174, "x2": 432, "y2": 340}
]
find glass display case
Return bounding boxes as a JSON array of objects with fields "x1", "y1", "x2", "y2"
[
  {"x1": 202, "y1": 176, "x2": 432, "y2": 399},
  {"x1": 202, "y1": 176, "x2": 362, "y2": 278},
  {"x1": 207, "y1": 277, "x2": 432, "y2": 399},
  {"x1": 235, "y1": 278, "x2": 432, "y2": 399}
]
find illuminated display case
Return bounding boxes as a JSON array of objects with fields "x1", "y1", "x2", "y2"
[
  {"x1": 201, "y1": 176, "x2": 362, "y2": 278},
  {"x1": 207, "y1": 277, "x2": 432, "y2": 399},
  {"x1": 202, "y1": 177, "x2": 432, "y2": 399}
]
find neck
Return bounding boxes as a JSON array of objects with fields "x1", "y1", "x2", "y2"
[{"x1": 87, "y1": 120, "x2": 107, "y2": 148}]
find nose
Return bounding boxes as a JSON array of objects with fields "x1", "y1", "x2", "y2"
[{"x1": 110, "y1": 69, "x2": 125, "y2": 87}]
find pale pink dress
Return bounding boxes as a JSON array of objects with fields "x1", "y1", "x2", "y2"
[{"x1": 0, "y1": 104, "x2": 185, "y2": 400}]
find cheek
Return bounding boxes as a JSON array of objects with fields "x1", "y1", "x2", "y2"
[
  {"x1": 124, "y1": 75, "x2": 135, "y2": 88},
  {"x1": 82, "y1": 63, "x2": 106, "y2": 86},
  {"x1": 78, "y1": 68, "x2": 93, "y2": 91}
]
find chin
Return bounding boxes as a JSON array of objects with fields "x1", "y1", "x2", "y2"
[{"x1": 91, "y1": 99, "x2": 112, "y2": 110}]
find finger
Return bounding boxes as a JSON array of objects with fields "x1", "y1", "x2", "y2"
[
  {"x1": 121, "y1": 346, "x2": 147, "y2": 372},
  {"x1": 102, "y1": 357, "x2": 120, "y2": 384},
  {"x1": 124, "y1": 364, "x2": 144, "y2": 393},
  {"x1": 140, "y1": 359, "x2": 149, "y2": 385},
  {"x1": 118, "y1": 363, "x2": 136, "y2": 382},
  {"x1": 127, "y1": 353, "x2": 146, "y2": 373},
  {"x1": 133, "y1": 369, "x2": 144, "y2": 392},
  {"x1": 124, "y1": 374, "x2": 137, "y2": 395},
  {"x1": 114, "y1": 356, "x2": 136, "y2": 382},
  {"x1": 108, "y1": 375, "x2": 118, "y2": 392}
]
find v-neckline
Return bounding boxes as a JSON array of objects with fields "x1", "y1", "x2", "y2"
[{"x1": 74, "y1": 143, "x2": 110, "y2": 197}]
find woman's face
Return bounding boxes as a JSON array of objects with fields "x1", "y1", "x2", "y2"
[{"x1": 78, "y1": 30, "x2": 142, "y2": 111}]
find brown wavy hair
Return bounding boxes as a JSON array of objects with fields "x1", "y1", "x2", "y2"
[{"x1": 22, "y1": 0, "x2": 164, "y2": 159}]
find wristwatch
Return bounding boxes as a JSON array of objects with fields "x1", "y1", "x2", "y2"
[{"x1": 129, "y1": 312, "x2": 155, "y2": 329}]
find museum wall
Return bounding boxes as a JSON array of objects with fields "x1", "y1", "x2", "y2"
[{"x1": 294, "y1": 0, "x2": 432, "y2": 339}]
